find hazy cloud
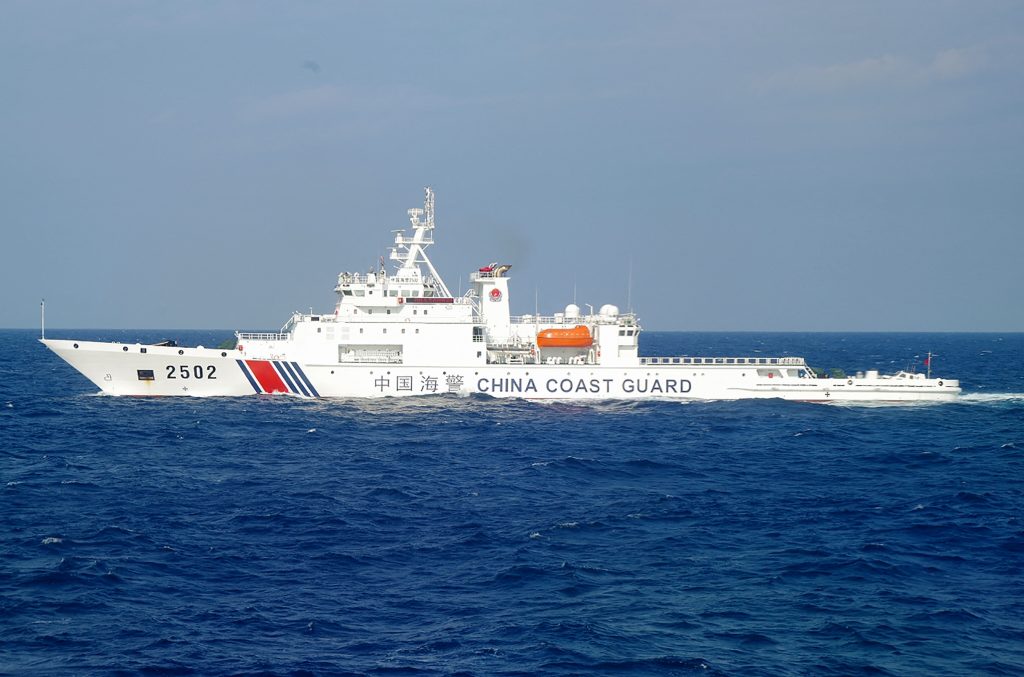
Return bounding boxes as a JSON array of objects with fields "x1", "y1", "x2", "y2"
[{"x1": 760, "y1": 46, "x2": 987, "y2": 92}]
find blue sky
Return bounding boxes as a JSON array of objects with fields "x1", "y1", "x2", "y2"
[{"x1": 2, "y1": 1, "x2": 1022, "y2": 331}]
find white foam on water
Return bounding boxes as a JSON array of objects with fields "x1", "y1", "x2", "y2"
[
  {"x1": 958, "y1": 393, "x2": 1024, "y2": 403},
  {"x1": 41, "y1": 537, "x2": 63, "y2": 544}
]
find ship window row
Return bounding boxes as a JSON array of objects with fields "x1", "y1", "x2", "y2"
[
  {"x1": 352, "y1": 308, "x2": 428, "y2": 316},
  {"x1": 342, "y1": 289, "x2": 423, "y2": 298},
  {"x1": 618, "y1": 329, "x2": 638, "y2": 336},
  {"x1": 358, "y1": 327, "x2": 419, "y2": 334}
]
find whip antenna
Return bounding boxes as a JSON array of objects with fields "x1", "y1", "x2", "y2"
[{"x1": 626, "y1": 257, "x2": 633, "y2": 313}]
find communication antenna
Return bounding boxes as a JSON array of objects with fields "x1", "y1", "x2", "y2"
[
  {"x1": 626, "y1": 256, "x2": 633, "y2": 313},
  {"x1": 40, "y1": 299, "x2": 45, "y2": 340}
]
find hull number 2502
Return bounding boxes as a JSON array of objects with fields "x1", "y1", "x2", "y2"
[{"x1": 166, "y1": 365, "x2": 217, "y2": 379}]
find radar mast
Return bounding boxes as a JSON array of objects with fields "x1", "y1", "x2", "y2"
[{"x1": 390, "y1": 187, "x2": 452, "y2": 298}]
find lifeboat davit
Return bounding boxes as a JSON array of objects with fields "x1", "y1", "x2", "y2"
[{"x1": 536, "y1": 325, "x2": 593, "y2": 348}]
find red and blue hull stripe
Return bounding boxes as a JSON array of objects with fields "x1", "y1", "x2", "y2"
[{"x1": 236, "y1": 360, "x2": 320, "y2": 397}]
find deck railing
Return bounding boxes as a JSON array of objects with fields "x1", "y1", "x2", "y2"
[
  {"x1": 639, "y1": 356, "x2": 807, "y2": 367},
  {"x1": 237, "y1": 332, "x2": 290, "y2": 341}
]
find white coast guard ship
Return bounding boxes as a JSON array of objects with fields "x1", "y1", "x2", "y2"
[{"x1": 42, "y1": 188, "x2": 960, "y2": 402}]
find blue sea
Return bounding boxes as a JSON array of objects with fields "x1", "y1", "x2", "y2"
[{"x1": 2, "y1": 329, "x2": 1023, "y2": 676}]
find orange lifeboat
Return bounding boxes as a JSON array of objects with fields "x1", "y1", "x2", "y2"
[{"x1": 536, "y1": 325, "x2": 593, "y2": 348}]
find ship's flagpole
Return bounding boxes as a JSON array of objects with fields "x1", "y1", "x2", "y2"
[
  {"x1": 925, "y1": 351, "x2": 932, "y2": 379},
  {"x1": 40, "y1": 299, "x2": 45, "y2": 340},
  {"x1": 534, "y1": 287, "x2": 540, "y2": 364}
]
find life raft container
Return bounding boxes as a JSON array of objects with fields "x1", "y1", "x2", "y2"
[{"x1": 536, "y1": 325, "x2": 593, "y2": 348}]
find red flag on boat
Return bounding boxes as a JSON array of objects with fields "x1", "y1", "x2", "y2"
[{"x1": 924, "y1": 355, "x2": 931, "y2": 367}]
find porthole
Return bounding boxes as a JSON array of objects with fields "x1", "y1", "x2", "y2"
[
  {"x1": 178, "y1": 349, "x2": 184, "y2": 355},
  {"x1": 73, "y1": 343, "x2": 79, "y2": 349},
  {"x1": 221, "y1": 352, "x2": 227, "y2": 357},
  {"x1": 123, "y1": 346, "x2": 128, "y2": 352}
]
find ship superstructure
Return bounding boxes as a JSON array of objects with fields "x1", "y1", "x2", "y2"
[{"x1": 42, "y1": 188, "x2": 961, "y2": 402}]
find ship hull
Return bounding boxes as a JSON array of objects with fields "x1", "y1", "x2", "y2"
[{"x1": 43, "y1": 339, "x2": 961, "y2": 402}]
